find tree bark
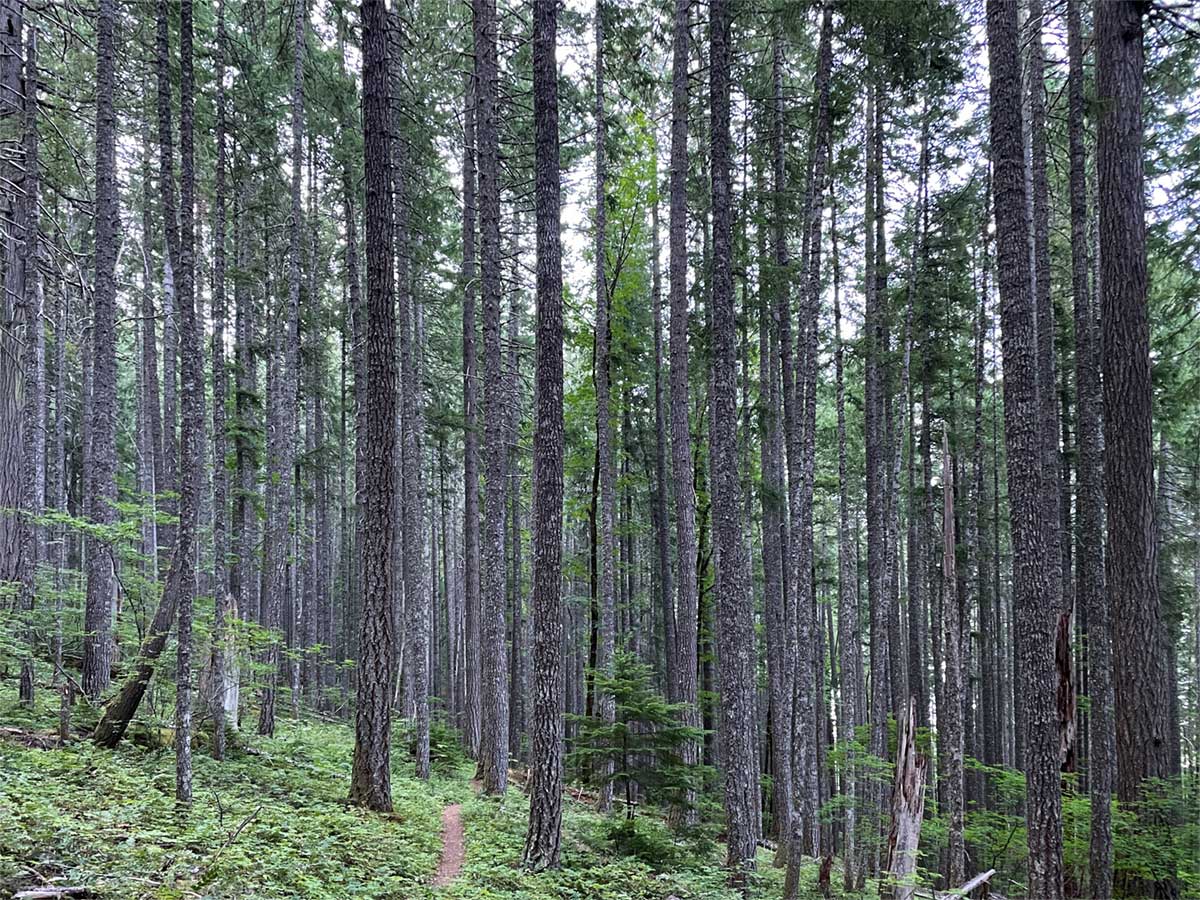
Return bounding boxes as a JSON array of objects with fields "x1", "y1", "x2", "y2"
[
  {"x1": 82, "y1": 0, "x2": 121, "y2": 701},
  {"x1": 667, "y1": 0, "x2": 700, "y2": 827},
  {"x1": 941, "y1": 434, "x2": 965, "y2": 886},
  {"x1": 522, "y1": 0, "x2": 565, "y2": 867},
  {"x1": 710, "y1": 0, "x2": 758, "y2": 879},
  {"x1": 985, "y1": 3, "x2": 1064, "y2": 894},
  {"x1": 474, "y1": 0, "x2": 509, "y2": 795},
  {"x1": 1097, "y1": 3, "x2": 1176, "y2": 896},
  {"x1": 1068, "y1": 0, "x2": 1111, "y2": 893},
  {"x1": 461, "y1": 66, "x2": 482, "y2": 759},
  {"x1": 349, "y1": 0, "x2": 398, "y2": 814}
]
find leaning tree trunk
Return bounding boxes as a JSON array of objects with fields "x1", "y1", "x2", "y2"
[
  {"x1": 521, "y1": 0, "x2": 565, "y2": 869},
  {"x1": 349, "y1": 0, "x2": 398, "y2": 815},
  {"x1": 985, "y1": 2, "x2": 1064, "y2": 894}
]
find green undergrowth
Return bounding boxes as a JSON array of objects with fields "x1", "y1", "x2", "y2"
[{"x1": 0, "y1": 686, "x2": 837, "y2": 899}]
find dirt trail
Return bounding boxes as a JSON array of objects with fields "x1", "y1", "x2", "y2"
[{"x1": 431, "y1": 803, "x2": 465, "y2": 887}]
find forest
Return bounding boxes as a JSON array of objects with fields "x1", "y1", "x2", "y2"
[{"x1": 1, "y1": 0, "x2": 1198, "y2": 897}]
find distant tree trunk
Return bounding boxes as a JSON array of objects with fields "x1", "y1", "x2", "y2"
[
  {"x1": 985, "y1": 2, "x2": 1064, "y2": 894},
  {"x1": 941, "y1": 433, "x2": 965, "y2": 886},
  {"x1": 831, "y1": 196, "x2": 864, "y2": 893},
  {"x1": 647, "y1": 174, "x2": 676, "y2": 697},
  {"x1": 156, "y1": 0, "x2": 180, "y2": 562},
  {"x1": 173, "y1": 0, "x2": 202, "y2": 803},
  {"x1": 475, "y1": 0, "x2": 509, "y2": 795},
  {"x1": 83, "y1": 0, "x2": 121, "y2": 701},
  {"x1": 461, "y1": 67, "x2": 483, "y2": 760},
  {"x1": 16, "y1": 26, "x2": 43, "y2": 707},
  {"x1": 259, "y1": 0, "x2": 305, "y2": 738},
  {"x1": 349, "y1": 0, "x2": 398, "y2": 814},
  {"x1": 758, "y1": 156, "x2": 789, "y2": 844},
  {"x1": 1097, "y1": 4, "x2": 1176, "y2": 897},
  {"x1": 210, "y1": 0, "x2": 231, "y2": 762},
  {"x1": 767, "y1": 27, "x2": 795, "y2": 856},
  {"x1": 1068, "y1": 0, "x2": 1111, "y2": 893},
  {"x1": 710, "y1": 0, "x2": 758, "y2": 879},
  {"x1": 863, "y1": 78, "x2": 889, "y2": 881},
  {"x1": 506, "y1": 244, "x2": 526, "y2": 759},
  {"x1": 522, "y1": 0, "x2": 565, "y2": 868},
  {"x1": 397, "y1": 98, "x2": 431, "y2": 780},
  {"x1": 592, "y1": 0, "x2": 617, "y2": 815},
  {"x1": 786, "y1": 9, "x2": 833, "y2": 877}
]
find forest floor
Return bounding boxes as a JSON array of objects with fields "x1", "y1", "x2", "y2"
[{"x1": 0, "y1": 684, "x2": 861, "y2": 900}]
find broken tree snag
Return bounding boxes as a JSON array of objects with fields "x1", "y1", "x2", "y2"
[{"x1": 885, "y1": 695, "x2": 927, "y2": 900}]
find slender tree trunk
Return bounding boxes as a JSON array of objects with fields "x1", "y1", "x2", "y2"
[
  {"x1": 16, "y1": 25, "x2": 42, "y2": 706},
  {"x1": 832, "y1": 196, "x2": 864, "y2": 892},
  {"x1": 210, "y1": 0, "x2": 231, "y2": 761},
  {"x1": 522, "y1": 0, "x2": 565, "y2": 867},
  {"x1": 1068, "y1": 0, "x2": 1111, "y2": 892},
  {"x1": 349, "y1": 0, "x2": 398, "y2": 814},
  {"x1": 649, "y1": 181, "x2": 675, "y2": 696},
  {"x1": 667, "y1": 0, "x2": 700, "y2": 827},
  {"x1": 942, "y1": 433, "x2": 965, "y2": 886},
  {"x1": 475, "y1": 0, "x2": 509, "y2": 794},
  {"x1": 710, "y1": 0, "x2": 758, "y2": 878},
  {"x1": 173, "y1": 0, "x2": 201, "y2": 803},
  {"x1": 786, "y1": 10, "x2": 833, "y2": 877},
  {"x1": 592, "y1": 0, "x2": 617, "y2": 814},
  {"x1": 83, "y1": 0, "x2": 122, "y2": 701},
  {"x1": 985, "y1": 3, "x2": 1064, "y2": 893},
  {"x1": 461, "y1": 66, "x2": 483, "y2": 759}
]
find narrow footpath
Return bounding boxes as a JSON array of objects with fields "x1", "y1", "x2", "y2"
[{"x1": 431, "y1": 803, "x2": 465, "y2": 888}]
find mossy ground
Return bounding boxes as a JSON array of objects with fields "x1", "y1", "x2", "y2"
[{"x1": 0, "y1": 686, "x2": 860, "y2": 899}]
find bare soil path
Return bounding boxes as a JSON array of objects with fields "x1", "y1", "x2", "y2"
[{"x1": 431, "y1": 803, "x2": 465, "y2": 887}]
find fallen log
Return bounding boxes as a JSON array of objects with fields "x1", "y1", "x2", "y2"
[{"x1": 12, "y1": 888, "x2": 94, "y2": 899}]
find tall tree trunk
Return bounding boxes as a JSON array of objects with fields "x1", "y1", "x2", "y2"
[
  {"x1": 832, "y1": 196, "x2": 864, "y2": 893},
  {"x1": 650, "y1": 179, "x2": 675, "y2": 696},
  {"x1": 786, "y1": 10, "x2": 833, "y2": 878},
  {"x1": 349, "y1": 0, "x2": 398, "y2": 814},
  {"x1": 16, "y1": 25, "x2": 42, "y2": 706},
  {"x1": 592, "y1": 0, "x2": 617, "y2": 814},
  {"x1": 985, "y1": 2, "x2": 1064, "y2": 894},
  {"x1": 210, "y1": 0, "x2": 231, "y2": 761},
  {"x1": 522, "y1": 0, "x2": 565, "y2": 867},
  {"x1": 461, "y1": 67, "x2": 482, "y2": 759},
  {"x1": 475, "y1": 0, "x2": 509, "y2": 795},
  {"x1": 941, "y1": 433, "x2": 965, "y2": 886},
  {"x1": 174, "y1": 0, "x2": 201, "y2": 803},
  {"x1": 1097, "y1": 3, "x2": 1176, "y2": 896},
  {"x1": 1068, "y1": 0, "x2": 1111, "y2": 892},
  {"x1": 767, "y1": 27, "x2": 796, "y2": 857},
  {"x1": 0, "y1": 0, "x2": 23, "y2": 592},
  {"x1": 710, "y1": 0, "x2": 758, "y2": 878},
  {"x1": 667, "y1": 0, "x2": 700, "y2": 826},
  {"x1": 83, "y1": 0, "x2": 121, "y2": 700}
]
